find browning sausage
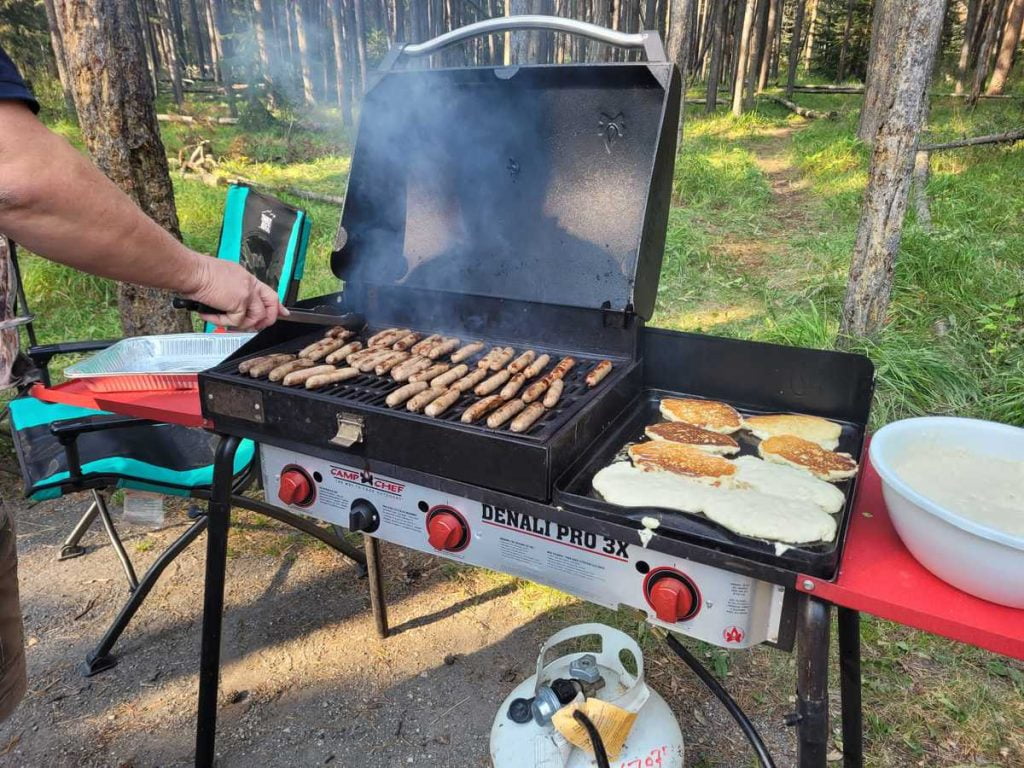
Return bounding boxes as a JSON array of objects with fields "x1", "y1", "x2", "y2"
[
  {"x1": 375, "y1": 351, "x2": 412, "y2": 375},
  {"x1": 306, "y1": 337, "x2": 348, "y2": 362},
  {"x1": 325, "y1": 326, "x2": 355, "y2": 339},
  {"x1": 428, "y1": 364, "x2": 468, "y2": 389},
  {"x1": 392, "y1": 332, "x2": 421, "y2": 351},
  {"x1": 386, "y1": 381, "x2": 428, "y2": 407},
  {"x1": 299, "y1": 337, "x2": 333, "y2": 358},
  {"x1": 521, "y1": 378, "x2": 549, "y2": 403},
  {"x1": 325, "y1": 341, "x2": 362, "y2": 365},
  {"x1": 460, "y1": 395, "x2": 503, "y2": 423},
  {"x1": 450, "y1": 368, "x2": 488, "y2": 393},
  {"x1": 358, "y1": 349, "x2": 394, "y2": 372},
  {"x1": 305, "y1": 367, "x2": 360, "y2": 389},
  {"x1": 269, "y1": 358, "x2": 315, "y2": 382},
  {"x1": 424, "y1": 388, "x2": 462, "y2": 417},
  {"x1": 406, "y1": 387, "x2": 446, "y2": 413},
  {"x1": 542, "y1": 378, "x2": 564, "y2": 408},
  {"x1": 487, "y1": 398, "x2": 526, "y2": 428},
  {"x1": 476, "y1": 347, "x2": 503, "y2": 369},
  {"x1": 510, "y1": 402, "x2": 546, "y2": 433},
  {"x1": 488, "y1": 347, "x2": 515, "y2": 371},
  {"x1": 585, "y1": 360, "x2": 613, "y2": 387},
  {"x1": 548, "y1": 357, "x2": 576, "y2": 381},
  {"x1": 411, "y1": 334, "x2": 443, "y2": 355},
  {"x1": 242, "y1": 353, "x2": 293, "y2": 376},
  {"x1": 370, "y1": 328, "x2": 407, "y2": 348},
  {"x1": 475, "y1": 369, "x2": 511, "y2": 396},
  {"x1": 391, "y1": 356, "x2": 433, "y2": 382},
  {"x1": 283, "y1": 364, "x2": 337, "y2": 387},
  {"x1": 508, "y1": 350, "x2": 536, "y2": 375},
  {"x1": 500, "y1": 373, "x2": 528, "y2": 400},
  {"x1": 451, "y1": 341, "x2": 484, "y2": 363},
  {"x1": 427, "y1": 338, "x2": 460, "y2": 360},
  {"x1": 524, "y1": 353, "x2": 550, "y2": 379},
  {"x1": 409, "y1": 363, "x2": 451, "y2": 383},
  {"x1": 367, "y1": 327, "x2": 399, "y2": 346}
]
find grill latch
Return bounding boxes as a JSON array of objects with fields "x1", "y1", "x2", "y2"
[{"x1": 330, "y1": 412, "x2": 365, "y2": 448}]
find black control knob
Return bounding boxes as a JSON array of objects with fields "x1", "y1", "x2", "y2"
[{"x1": 349, "y1": 498, "x2": 380, "y2": 533}]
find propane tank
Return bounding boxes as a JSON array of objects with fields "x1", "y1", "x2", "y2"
[{"x1": 490, "y1": 623, "x2": 684, "y2": 768}]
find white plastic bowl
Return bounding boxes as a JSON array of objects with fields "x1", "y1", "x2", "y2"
[{"x1": 870, "y1": 416, "x2": 1024, "y2": 608}]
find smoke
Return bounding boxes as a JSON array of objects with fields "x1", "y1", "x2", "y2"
[{"x1": 336, "y1": 62, "x2": 671, "y2": 332}]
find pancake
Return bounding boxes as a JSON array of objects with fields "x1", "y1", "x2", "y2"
[
  {"x1": 742, "y1": 413, "x2": 842, "y2": 450},
  {"x1": 702, "y1": 489, "x2": 838, "y2": 544},
  {"x1": 659, "y1": 398, "x2": 742, "y2": 434},
  {"x1": 627, "y1": 441, "x2": 736, "y2": 483},
  {"x1": 593, "y1": 462, "x2": 715, "y2": 513},
  {"x1": 731, "y1": 455, "x2": 845, "y2": 514},
  {"x1": 759, "y1": 435, "x2": 858, "y2": 482},
  {"x1": 645, "y1": 422, "x2": 741, "y2": 455}
]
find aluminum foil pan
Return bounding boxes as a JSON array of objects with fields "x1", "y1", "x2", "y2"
[{"x1": 64, "y1": 333, "x2": 255, "y2": 392}]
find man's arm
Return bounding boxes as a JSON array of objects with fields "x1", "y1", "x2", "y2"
[{"x1": 0, "y1": 101, "x2": 287, "y2": 330}]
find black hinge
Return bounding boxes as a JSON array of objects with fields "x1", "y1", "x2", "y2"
[{"x1": 600, "y1": 301, "x2": 635, "y2": 329}]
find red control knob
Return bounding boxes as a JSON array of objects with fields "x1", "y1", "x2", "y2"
[
  {"x1": 427, "y1": 511, "x2": 466, "y2": 551},
  {"x1": 649, "y1": 577, "x2": 696, "y2": 623},
  {"x1": 278, "y1": 468, "x2": 313, "y2": 507}
]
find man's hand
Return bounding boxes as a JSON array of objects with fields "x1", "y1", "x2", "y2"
[{"x1": 182, "y1": 256, "x2": 290, "y2": 331}]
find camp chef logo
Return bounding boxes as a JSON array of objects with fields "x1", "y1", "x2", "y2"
[
  {"x1": 722, "y1": 626, "x2": 745, "y2": 644},
  {"x1": 482, "y1": 503, "x2": 629, "y2": 559},
  {"x1": 259, "y1": 210, "x2": 275, "y2": 234},
  {"x1": 329, "y1": 466, "x2": 405, "y2": 497}
]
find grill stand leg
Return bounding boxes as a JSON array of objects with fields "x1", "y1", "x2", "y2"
[
  {"x1": 364, "y1": 535, "x2": 389, "y2": 638},
  {"x1": 195, "y1": 435, "x2": 238, "y2": 768},
  {"x1": 838, "y1": 608, "x2": 864, "y2": 768},
  {"x1": 93, "y1": 490, "x2": 140, "y2": 592},
  {"x1": 59, "y1": 497, "x2": 101, "y2": 560},
  {"x1": 795, "y1": 594, "x2": 831, "y2": 768},
  {"x1": 81, "y1": 515, "x2": 208, "y2": 676}
]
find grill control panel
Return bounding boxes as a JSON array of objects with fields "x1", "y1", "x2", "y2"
[{"x1": 261, "y1": 445, "x2": 787, "y2": 649}]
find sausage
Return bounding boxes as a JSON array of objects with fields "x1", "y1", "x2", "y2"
[
  {"x1": 325, "y1": 326, "x2": 355, "y2": 339},
  {"x1": 367, "y1": 327, "x2": 400, "y2": 346},
  {"x1": 521, "y1": 378, "x2": 549, "y2": 403},
  {"x1": 475, "y1": 369, "x2": 511, "y2": 396},
  {"x1": 476, "y1": 347, "x2": 503, "y2": 369},
  {"x1": 411, "y1": 334, "x2": 443, "y2": 355},
  {"x1": 299, "y1": 337, "x2": 333, "y2": 358},
  {"x1": 451, "y1": 341, "x2": 484, "y2": 364},
  {"x1": 269, "y1": 358, "x2": 314, "y2": 382},
  {"x1": 450, "y1": 368, "x2": 488, "y2": 393},
  {"x1": 425, "y1": 338, "x2": 459, "y2": 360},
  {"x1": 406, "y1": 387, "x2": 446, "y2": 413},
  {"x1": 282, "y1": 364, "x2": 337, "y2": 387},
  {"x1": 460, "y1": 395, "x2": 504, "y2": 424},
  {"x1": 500, "y1": 373, "x2": 528, "y2": 400},
  {"x1": 487, "y1": 398, "x2": 526, "y2": 428},
  {"x1": 391, "y1": 356, "x2": 433, "y2": 382},
  {"x1": 242, "y1": 353, "x2": 293, "y2": 376},
  {"x1": 385, "y1": 381, "x2": 428, "y2": 407},
  {"x1": 585, "y1": 360, "x2": 613, "y2": 387},
  {"x1": 305, "y1": 367, "x2": 360, "y2": 389},
  {"x1": 345, "y1": 347, "x2": 378, "y2": 366},
  {"x1": 524, "y1": 353, "x2": 550, "y2": 379},
  {"x1": 488, "y1": 347, "x2": 515, "y2": 371},
  {"x1": 392, "y1": 332, "x2": 421, "y2": 352},
  {"x1": 548, "y1": 357, "x2": 576, "y2": 381},
  {"x1": 428, "y1": 364, "x2": 468, "y2": 389},
  {"x1": 542, "y1": 378, "x2": 564, "y2": 408},
  {"x1": 374, "y1": 351, "x2": 412, "y2": 375},
  {"x1": 306, "y1": 337, "x2": 348, "y2": 362},
  {"x1": 325, "y1": 341, "x2": 362, "y2": 365},
  {"x1": 510, "y1": 402, "x2": 546, "y2": 433},
  {"x1": 508, "y1": 350, "x2": 536, "y2": 375},
  {"x1": 424, "y1": 388, "x2": 462, "y2": 417},
  {"x1": 409, "y1": 363, "x2": 451, "y2": 383},
  {"x1": 358, "y1": 350, "x2": 394, "y2": 372},
  {"x1": 370, "y1": 328, "x2": 407, "y2": 348}
]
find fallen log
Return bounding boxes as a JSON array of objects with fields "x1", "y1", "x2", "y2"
[
  {"x1": 766, "y1": 95, "x2": 838, "y2": 119},
  {"x1": 157, "y1": 113, "x2": 239, "y2": 125},
  {"x1": 918, "y1": 129, "x2": 1024, "y2": 152},
  {"x1": 792, "y1": 85, "x2": 864, "y2": 93}
]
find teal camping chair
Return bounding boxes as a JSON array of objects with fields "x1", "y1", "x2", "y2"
[{"x1": 6, "y1": 187, "x2": 362, "y2": 676}]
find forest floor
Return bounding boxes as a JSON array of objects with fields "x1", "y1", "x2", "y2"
[{"x1": 1, "y1": 89, "x2": 1022, "y2": 767}]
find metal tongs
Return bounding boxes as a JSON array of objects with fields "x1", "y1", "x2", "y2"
[{"x1": 172, "y1": 298, "x2": 364, "y2": 330}]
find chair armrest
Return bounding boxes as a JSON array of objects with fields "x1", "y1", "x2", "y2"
[
  {"x1": 49, "y1": 413, "x2": 153, "y2": 483},
  {"x1": 28, "y1": 340, "x2": 118, "y2": 367}
]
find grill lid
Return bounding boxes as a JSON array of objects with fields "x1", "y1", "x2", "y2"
[{"x1": 332, "y1": 28, "x2": 680, "y2": 321}]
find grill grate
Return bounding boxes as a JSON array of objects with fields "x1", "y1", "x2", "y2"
[{"x1": 210, "y1": 327, "x2": 631, "y2": 441}]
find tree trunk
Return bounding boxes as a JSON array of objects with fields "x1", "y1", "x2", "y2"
[
  {"x1": 394, "y1": 0, "x2": 406, "y2": 41},
  {"x1": 758, "y1": 0, "x2": 779, "y2": 91},
  {"x1": 353, "y1": 0, "x2": 368, "y2": 93},
  {"x1": 836, "y1": 0, "x2": 855, "y2": 81},
  {"x1": 769, "y1": 0, "x2": 784, "y2": 79},
  {"x1": 984, "y1": 0, "x2": 1023, "y2": 96},
  {"x1": 210, "y1": 0, "x2": 237, "y2": 116},
  {"x1": 186, "y1": 0, "x2": 208, "y2": 76},
  {"x1": 510, "y1": 0, "x2": 531, "y2": 64},
  {"x1": 41, "y1": 0, "x2": 77, "y2": 117},
  {"x1": 204, "y1": 0, "x2": 221, "y2": 81},
  {"x1": 328, "y1": 0, "x2": 353, "y2": 125},
  {"x1": 157, "y1": 0, "x2": 185, "y2": 105},
  {"x1": 166, "y1": 0, "x2": 190, "y2": 73},
  {"x1": 801, "y1": 0, "x2": 818, "y2": 67},
  {"x1": 53, "y1": 0, "x2": 192, "y2": 336},
  {"x1": 252, "y1": 0, "x2": 272, "y2": 87},
  {"x1": 955, "y1": 0, "x2": 981, "y2": 94},
  {"x1": 858, "y1": 0, "x2": 901, "y2": 142},
  {"x1": 706, "y1": 0, "x2": 727, "y2": 111},
  {"x1": 294, "y1": 0, "x2": 317, "y2": 104},
  {"x1": 745, "y1": 0, "x2": 770, "y2": 104},
  {"x1": 732, "y1": 0, "x2": 757, "y2": 114},
  {"x1": 969, "y1": 0, "x2": 1008, "y2": 104},
  {"x1": 840, "y1": 0, "x2": 945, "y2": 340},
  {"x1": 138, "y1": 0, "x2": 162, "y2": 89},
  {"x1": 668, "y1": 0, "x2": 696, "y2": 132},
  {"x1": 786, "y1": 0, "x2": 808, "y2": 97}
]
